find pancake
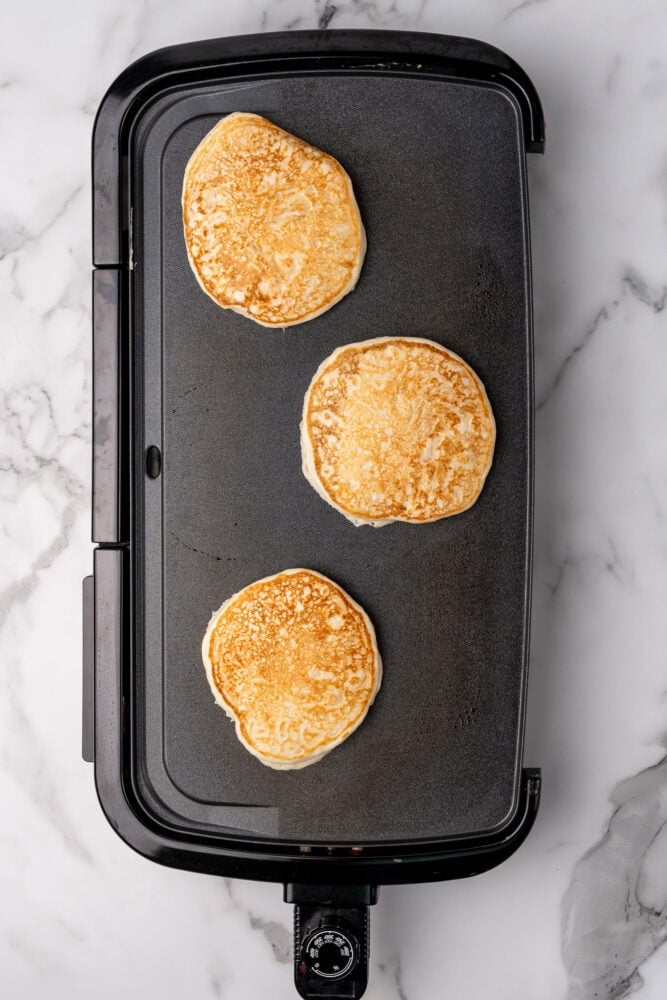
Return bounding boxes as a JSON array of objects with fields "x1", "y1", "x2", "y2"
[
  {"x1": 301, "y1": 336, "x2": 495, "y2": 526},
  {"x1": 201, "y1": 569, "x2": 381, "y2": 769},
  {"x1": 182, "y1": 113, "x2": 366, "y2": 327}
]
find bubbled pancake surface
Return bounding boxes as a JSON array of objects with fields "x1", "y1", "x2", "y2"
[
  {"x1": 182, "y1": 113, "x2": 365, "y2": 327},
  {"x1": 301, "y1": 337, "x2": 496, "y2": 525},
  {"x1": 201, "y1": 569, "x2": 381, "y2": 769}
]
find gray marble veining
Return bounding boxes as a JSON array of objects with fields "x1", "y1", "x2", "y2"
[
  {"x1": 563, "y1": 757, "x2": 667, "y2": 999},
  {"x1": 1, "y1": 0, "x2": 667, "y2": 997}
]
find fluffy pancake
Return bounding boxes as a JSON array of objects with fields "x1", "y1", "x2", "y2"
[
  {"x1": 182, "y1": 113, "x2": 366, "y2": 327},
  {"x1": 201, "y1": 569, "x2": 381, "y2": 769},
  {"x1": 301, "y1": 336, "x2": 495, "y2": 526}
]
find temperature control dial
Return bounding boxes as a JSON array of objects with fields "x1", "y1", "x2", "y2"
[{"x1": 301, "y1": 926, "x2": 358, "y2": 980}]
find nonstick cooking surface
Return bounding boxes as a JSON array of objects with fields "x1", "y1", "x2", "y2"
[{"x1": 134, "y1": 71, "x2": 532, "y2": 843}]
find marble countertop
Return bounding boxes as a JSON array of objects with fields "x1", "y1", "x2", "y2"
[{"x1": 2, "y1": 0, "x2": 667, "y2": 997}]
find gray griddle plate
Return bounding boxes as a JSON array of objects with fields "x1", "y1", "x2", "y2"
[{"x1": 133, "y1": 71, "x2": 532, "y2": 844}]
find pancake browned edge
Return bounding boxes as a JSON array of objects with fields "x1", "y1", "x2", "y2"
[
  {"x1": 201, "y1": 569, "x2": 382, "y2": 770},
  {"x1": 301, "y1": 336, "x2": 496, "y2": 526},
  {"x1": 182, "y1": 112, "x2": 366, "y2": 328}
]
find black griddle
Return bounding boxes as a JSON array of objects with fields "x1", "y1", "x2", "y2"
[{"x1": 85, "y1": 30, "x2": 544, "y2": 999}]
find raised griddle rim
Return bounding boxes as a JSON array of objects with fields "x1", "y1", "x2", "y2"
[
  {"x1": 88, "y1": 29, "x2": 544, "y2": 884},
  {"x1": 92, "y1": 544, "x2": 541, "y2": 883},
  {"x1": 92, "y1": 29, "x2": 544, "y2": 270}
]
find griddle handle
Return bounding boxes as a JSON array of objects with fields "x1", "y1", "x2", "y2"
[
  {"x1": 92, "y1": 268, "x2": 122, "y2": 543},
  {"x1": 81, "y1": 575, "x2": 95, "y2": 762},
  {"x1": 285, "y1": 884, "x2": 377, "y2": 999}
]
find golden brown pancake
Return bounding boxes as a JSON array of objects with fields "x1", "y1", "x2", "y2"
[
  {"x1": 301, "y1": 337, "x2": 495, "y2": 526},
  {"x1": 201, "y1": 569, "x2": 381, "y2": 769},
  {"x1": 182, "y1": 113, "x2": 366, "y2": 327}
]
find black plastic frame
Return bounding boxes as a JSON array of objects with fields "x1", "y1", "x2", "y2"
[
  {"x1": 89, "y1": 29, "x2": 543, "y2": 886},
  {"x1": 91, "y1": 544, "x2": 540, "y2": 882},
  {"x1": 93, "y1": 29, "x2": 544, "y2": 268}
]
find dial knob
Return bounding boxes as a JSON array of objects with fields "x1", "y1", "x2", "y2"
[{"x1": 301, "y1": 926, "x2": 358, "y2": 980}]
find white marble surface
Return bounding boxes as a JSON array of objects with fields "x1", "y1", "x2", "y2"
[{"x1": 2, "y1": 0, "x2": 667, "y2": 997}]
